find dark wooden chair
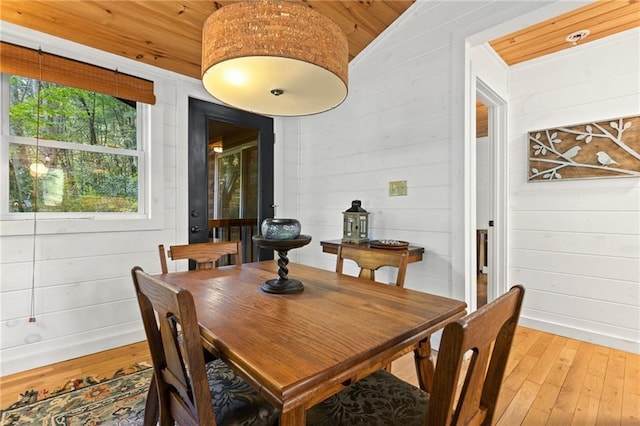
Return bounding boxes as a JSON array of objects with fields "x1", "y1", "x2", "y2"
[
  {"x1": 307, "y1": 285, "x2": 525, "y2": 426},
  {"x1": 131, "y1": 266, "x2": 279, "y2": 426},
  {"x1": 159, "y1": 240, "x2": 242, "y2": 273},
  {"x1": 336, "y1": 244, "x2": 409, "y2": 287}
]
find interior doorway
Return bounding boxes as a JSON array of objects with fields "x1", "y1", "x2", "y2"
[
  {"x1": 475, "y1": 98, "x2": 490, "y2": 308},
  {"x1": 475, "y1": 79, "x2": 508, "y2": 306},
  {"x1": 188, "y1": 98, "x2": 275, "y2": 265}
]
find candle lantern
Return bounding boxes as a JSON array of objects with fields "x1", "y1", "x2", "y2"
[{"x1": 342, "y1": 200, "x2": 369, "y2": 244}]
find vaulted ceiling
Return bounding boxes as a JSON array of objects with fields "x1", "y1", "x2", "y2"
[{"x1": 0, "y1": 0, "x2": 414, "y2": 79}]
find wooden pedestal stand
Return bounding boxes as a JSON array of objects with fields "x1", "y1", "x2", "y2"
[{"x1": 252, "y1": 235, "x2": 312, "y2": 294}]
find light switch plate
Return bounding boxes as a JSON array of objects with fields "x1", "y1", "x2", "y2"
[{"x1": 389, "y1": 180, "x2": 407, "y2": 196}]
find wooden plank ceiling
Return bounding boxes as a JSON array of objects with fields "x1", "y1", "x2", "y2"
[
  {"x1": 2, "y1": 1, "x2": 637, "y2": 79},
  {"x1": 0, "y1": 0, "x2": 415, "y2": 80},
  {"x1": 490, "y1": 0, "x2": 640, "y2": 66}
]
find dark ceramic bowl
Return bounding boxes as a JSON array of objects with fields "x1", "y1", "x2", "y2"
[{"x1": 261, "y1": 218, "x2": 301, "y2": 240}]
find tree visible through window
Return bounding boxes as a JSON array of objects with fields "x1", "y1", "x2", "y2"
[
  {"x1": 4, "y1": 74, "x2": 140, "y2": 213},
  {"x1": 214, "y1": 144, "x2": 258, "y2": 219}
]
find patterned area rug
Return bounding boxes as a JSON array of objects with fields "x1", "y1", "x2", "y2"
[{"x1": 0, "y1": 362, "x2": 153, "y2": 425}]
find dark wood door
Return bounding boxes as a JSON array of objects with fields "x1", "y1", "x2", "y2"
[{"x1": 188, "y1": 98, "x2": 274, "y2": 262}]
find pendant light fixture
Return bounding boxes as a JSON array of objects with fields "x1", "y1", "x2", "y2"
[
  {"x1": 29, "y1": 161, "x2": 49, "y2": 177},
  {"x1": 201, "y1": 0, "x2": 348, "y2": 116}
]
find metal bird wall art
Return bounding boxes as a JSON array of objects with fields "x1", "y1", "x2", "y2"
[
  {"x1": 528, "y1": 115, "x2": 640, "y2": 181},
  {"x1": 595, "y1": 151, "x2": 618, "y2": 166}
]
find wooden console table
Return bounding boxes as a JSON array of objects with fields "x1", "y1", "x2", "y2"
[{"x1": 320, "y1": 239, "x2": 425, "y2": 263}]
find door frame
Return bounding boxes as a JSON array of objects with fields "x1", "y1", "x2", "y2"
[
  {"x1": 188, "y1": 98, "x2": 274, "y2": 260},
  {"x1": 475, "y1": 79, "x2": 508, "y2": 304}
]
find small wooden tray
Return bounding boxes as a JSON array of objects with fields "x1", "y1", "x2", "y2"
[{"x1": 369, "y1": 240, "x2": 409, "y2": 250}]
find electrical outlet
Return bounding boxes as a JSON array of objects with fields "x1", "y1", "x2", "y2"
[{"x1": 389, "y1": 180, "x2": 407, "y2": 196}]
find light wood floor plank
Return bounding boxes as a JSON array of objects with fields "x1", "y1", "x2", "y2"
[
  {"x1": 494, "y1": 385, "x2": 517, "y2": 421},
  {"x1": 598, "y1": 375, "x2": 624, "y2": 424},
  {"x1": 572, "y1": 373, "x2": 605, "y2": 425},
  {"x1": 524, "y1": 343, "x2": 577, "y2": 423},
  {"x1": 607, "y1": 349, "x2": 626, "y2": 380},
  {"x1": 548, "y1": 341, "x2": 594, "y2": 423},
  {"x1": 522, "y1": 383, "x2": 561, "y2": 425},
  {"x1": 548, "y1": 345, "x2": 577, "y2": 387},
  {"x1": 528, "y1": 335, "x2": 567, "y2": 385},
  {"x1": 563, "y1": 337, "x2": 582, "y2": 351},
  {"x1": 504, "y1": 327, "x2": 543, "y2": 381},
  {"x1": 596, "y1": 349, "x2": 626, "y2": 424},
  {"x1": 621, "y1": 351, "x2": 640, "y2": 424},
  {"x1": 589, "y1": 345, "x2": 610, "y2": 378},
  {"x1": 503, "y1": 354, "x2": 539, "y2": 392},
  {"x1": 497, "y1": 379, "x2": 541, "y2": 425},
  {"x1": 547, "y1": 405, "x2": 575, "y2": 426},
  {"x1": 527, "y1": 330, "x2": 555, "y2": 358}
]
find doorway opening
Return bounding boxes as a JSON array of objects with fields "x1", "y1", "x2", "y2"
[
  {"x1": 475, "y1": 98, "x2": 490, "y2": 307},
  {"x1": 475, "y1": 79, "x2": 508, "y2": 306},
  {"x1": 208, "y1": 121, "x2": 259, "y2": 263},
  {"x1": 188, "y1": 98, "x2": 274, "y2": 266}
]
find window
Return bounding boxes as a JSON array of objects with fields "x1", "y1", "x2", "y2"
[
  {"x1": 211, "y1": 142, "x2": 258, "y2": 219},
  {"x1": 2, "y1": 74, "x2": 143, "y2": 214}
]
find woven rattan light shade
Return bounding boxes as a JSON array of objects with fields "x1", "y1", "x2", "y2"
[{"x1": 201, "y1": 1, "x2": 348, "y2": 116}]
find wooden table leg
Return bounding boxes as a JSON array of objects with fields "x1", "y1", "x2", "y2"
[
  {"x1": 279, "y1": 405, "x2": 306, "y2": 426},
  {"x1": 414, "y1": 336, "x2": 435, "y2": 393}
]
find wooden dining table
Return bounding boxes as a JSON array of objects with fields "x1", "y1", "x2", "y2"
[{"x1": 149, "y1": 261, "x2": 467, "y2": 426}]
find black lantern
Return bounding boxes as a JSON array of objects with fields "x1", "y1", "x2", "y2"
[{"x1": 342, "y1": 200, "x2": 369, "y2": 244}]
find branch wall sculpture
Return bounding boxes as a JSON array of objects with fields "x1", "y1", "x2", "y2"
[{"x1": 528, "y1": 115, "x2": 640, "y2": 181}]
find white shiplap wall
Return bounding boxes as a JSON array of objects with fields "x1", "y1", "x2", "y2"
[
  {"x1": 285, "y1": 0, "x2": 559, "y2": 300},
  {"x1": 0, "y1": 23, "x2": 189, "y2": 375},
  {"x1": 508, "y1": 28, "x2": 640, "y2": 353}
]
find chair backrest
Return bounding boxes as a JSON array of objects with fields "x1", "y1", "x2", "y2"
[
  {"x1": 159, "y1": 241, "x2": 242, "y2": 273},
  {"x1": 429, "y1": 285, "x2": 525, "y2": 426},
  {"x1": 336, "y1": 245, "x2": 409, "y2": 287},
  {"x1": 131, "y1": 266, "x2": 217, "y2": 425}
]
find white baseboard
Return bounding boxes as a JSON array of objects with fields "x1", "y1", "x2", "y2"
[
  {"x1": 519, "y1": 316, "x2": 639, "y2": 354},
  {"x1": 1, "y1": 325, "x2": 146, "y2": 376}
]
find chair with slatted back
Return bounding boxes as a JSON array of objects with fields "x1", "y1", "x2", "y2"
[
  {"x1": 159, "y1": 240, "x2": 242, "y2": 273},
  {"x1": 336, "y1": 244, "x2": 409, "y2": 287},
  {"x1": 131, "y1": 266, "x2": 279, "y2": 426},
  {"x1": 307, "y1": 285, "x2": 525, "y2": 426}
]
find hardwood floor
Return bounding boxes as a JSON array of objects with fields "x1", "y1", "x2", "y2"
[
  {"x1": 477, "y1": 270, "x2": 488, "y2": 307},
  {"x1": 2, "y1": 327, "x2": 639, "y2": 424},
  {"x1": 393, "y1": 327, "x2": 640, "y2": 425}
]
